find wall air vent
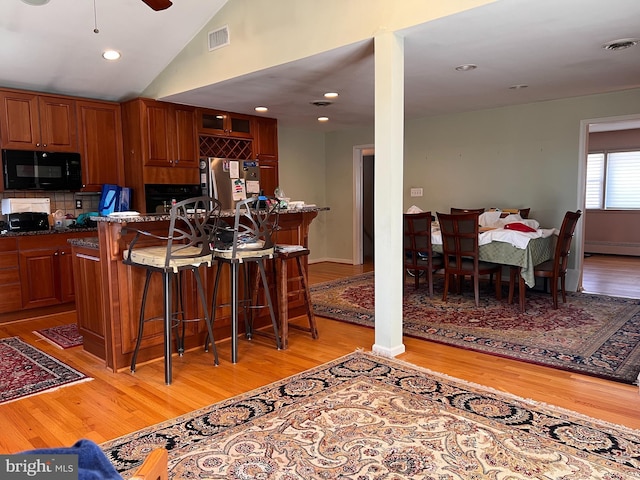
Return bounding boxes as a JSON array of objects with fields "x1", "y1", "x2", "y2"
[{"x1": 208, "y1": 25, "x2": 230, "y2": 51}]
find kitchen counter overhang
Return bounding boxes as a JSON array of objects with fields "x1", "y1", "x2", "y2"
[{"x1": 72, "y1": 206, "x2": 328, "y2": 371}]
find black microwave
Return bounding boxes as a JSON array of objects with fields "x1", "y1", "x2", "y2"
[{"x1": 2, "y1": 149, "x2": 82, "y2": 190}]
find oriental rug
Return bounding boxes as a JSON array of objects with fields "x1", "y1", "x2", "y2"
[
  {"x1": 0, "y1": 336, "x2": 91, "y2": 405},
  {"x1": 311, "y1": 272, "x2": 640, "y2": 385},
  {"x1": 101, "y1": 351, "x2": 640, "y2": 479},
  {"x1": 33, "y1": 323, "x2": 83, "y2": 349}
]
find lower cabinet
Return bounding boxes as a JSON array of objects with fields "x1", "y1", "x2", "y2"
[
  {"x1": 0, "y1": 238, "x2": 22, "y2": 313},
  {"x1": 71, "y1": 244, "x2": 106, "y2": 361},
  {"x1": 16, "y1": 233, "x2": 86, "y2": 311}
]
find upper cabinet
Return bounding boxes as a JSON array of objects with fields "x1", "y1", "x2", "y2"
[
  {"x1": 197, "y1": 108, "x2": 253, "y2": 138},
  {"x1": 124, "y1": 98, "x2": 198, "y2": 169},
  {"x1": 0, "y1": 89, "x2": 78, "y2": 152},
  {"x1": 76, "y1": 99, "x2": 125, "y2": 191},
  {"x1": 253, "y1": 116, "x2": 278, "y2": 162}
]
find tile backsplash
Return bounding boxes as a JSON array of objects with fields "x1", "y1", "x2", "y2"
[{"x1": 0, "y1": 191, "x2": 100, "y2": 217}]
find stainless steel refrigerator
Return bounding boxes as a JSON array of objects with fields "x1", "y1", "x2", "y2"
[{"x1": 199, "y1": 157, "x2": 261, "y2": 210}]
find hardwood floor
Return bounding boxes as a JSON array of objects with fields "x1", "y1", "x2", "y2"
[
  {"x1": 582, "y1": 253, "x2": 640, "y2": 298},
  {"x1": 1, "y1": 259, "x2": 638, "y2": 454}
]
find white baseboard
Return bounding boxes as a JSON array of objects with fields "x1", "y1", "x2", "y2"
[
  {"x1": 372, "y1": 343, "x2": 406, "y2": 357},
  {"x1": 308, "y1": 257, "x2": 355, "y2": 265},
  {"x1": 585, "y1": 241, "x2": 640, "y2": 256}
]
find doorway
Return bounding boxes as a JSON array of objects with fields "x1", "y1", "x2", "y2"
[
  {"x1": 352, "y1": 145, "x2": 375, "y2": 265},
  {"x1": 362, "y1": 154, "x2": 375, "y2": 263}
]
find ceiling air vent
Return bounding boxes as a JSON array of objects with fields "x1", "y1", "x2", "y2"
[{"x1": 208, "y1": 26, "x2": 230, "y2": 51}]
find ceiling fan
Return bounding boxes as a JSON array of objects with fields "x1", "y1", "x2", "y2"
[
  {"x1": 21, "y1": 0, "x2": 172, "y2": 10},
  {"x1": 141, "y1": 0, "x2": 173, "y2": 10}
]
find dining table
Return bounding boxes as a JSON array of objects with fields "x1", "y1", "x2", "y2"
[{"x1": 430, "y1": 213, "x2": 558, "y2": 308}]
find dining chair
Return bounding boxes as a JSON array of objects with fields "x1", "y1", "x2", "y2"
[
  {"x1": 122, "y1": 196, "x2": 222, "y2": 385},
  {"x1": 518, "y1": 208, "x2": 531, "y2": 219},
  {"x1": 437, "y1": 211, "x2": 502, "y2": 307},
  {"x1": 209, "y1": 196, "x2": 282, "y2": 363},
  {"x1": 403, "y1": 211, "x2": 443, "y2": 297},
  {"x1": 509, "y1": 210, "x2": 581, "y2": 310},
  {"x1": 450, "y1": 207, "x2": 485, "y2": 214}
]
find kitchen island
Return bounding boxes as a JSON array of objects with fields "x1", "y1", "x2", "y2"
[{"x1": 70, "y1": 206, "x2": 328, "y2": 372}]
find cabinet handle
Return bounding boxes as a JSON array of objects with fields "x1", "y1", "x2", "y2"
[
  {"x1": 54, "y1": 251, "x2": 59, "y2": 256},
  {"x1": 60, "y1": 251, "x2": 66, "y2": 255},
  {"x1": 36, "y1": 143, "x2": 41, "y2": 147}
]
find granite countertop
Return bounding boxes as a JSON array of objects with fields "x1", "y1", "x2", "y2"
[
  {"x1": 0, "y1": 226, "x2": 98, "y2": 237},
  {"x1": 94, "y1": 206, "x2": 330, "y2": 223}
]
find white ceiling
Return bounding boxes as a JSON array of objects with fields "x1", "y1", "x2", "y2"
[{"x1": 1, "y1": 0, "x2": 640, "y2": 132}]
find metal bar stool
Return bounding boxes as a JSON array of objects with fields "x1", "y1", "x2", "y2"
[
  {"x1": 122, "y1": 196, "x2": 221, "y2": 384},
  {"x1": 210, "y1": 196, "x2": 282, "y2": 363},
  {"x1": 273, "y1": 245, "x2": 318, "y2": 349}
]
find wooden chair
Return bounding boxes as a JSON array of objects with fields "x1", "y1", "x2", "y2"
[
  {"x1": 130, "y1": 448, "x2": 168, "y2": 480},
  {"x1": 437, "y1": 211, "x2": 502, "y2": 307},
  {"x1": 518, "y1": 207, "x2": 531, "y2": 219},
  {"x1": 122, "y1": 196, "x2": 222, "y2": 385},
  {"x1": 450, "y1": 207, "x2": 485, "y2": 214},
  {"x1": 509, "y1": 210, "x2": 581, "y2": 310},
  {"x1": 403, "y1": 212, "x2": 443, "y2": 297}
]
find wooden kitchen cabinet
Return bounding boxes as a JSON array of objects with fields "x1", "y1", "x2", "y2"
[
  {"x1": 123, "y1": 98, "x2": 198, "y2": 169},
  {"x1": 197, "y1": 108, "x2": 253, "y2": 138},
  {"x1": 71, "y1": 243, "x2": 107, "y2": 361},
  {"x1": 253, "y1": 116, "x2": 278, "y2": 161},
  {"x1": 0, "y1": 238, "x2": 22, "y2": 313},
  {"x1": 0, "y1": 89, "x2": 78, "y2": 152},
  {"x1": 76, "y1": 99, "x2": 125, "y2": 191},
  {"x1": 17, "y1": 233, "x2": 83, "y2": 310}
]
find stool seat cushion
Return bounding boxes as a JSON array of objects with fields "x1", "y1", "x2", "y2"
[
  {"x1": 124, "y1": 245, "x2": 213, "y2": 272},
  {"x1": 214, "y1": 246, "x2": 274, "y2": 260}
]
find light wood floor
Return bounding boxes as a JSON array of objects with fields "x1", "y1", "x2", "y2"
[
  {"x1": 582, "y1": 253, "x2": 640, "y2": 298},
  {"x1": 0, "y1": 260, "x2": 639, "y2": 454}
]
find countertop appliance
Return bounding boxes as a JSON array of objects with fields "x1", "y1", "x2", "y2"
[
  {"x1": 4, "y1": 212, "x2": 50, "y2": 232},
  {"x1": 144, "y1": 184, "x2": 202, "y2": 213},
  {"x1": 199, "y1": 157, "x2": 261, "y2": 210},
  {"x1": 2, "y1": 198, "x2": 51, "y2": 215},
  {"x1": 2, "y1": 149, "x2": 82, "y2": 191}
]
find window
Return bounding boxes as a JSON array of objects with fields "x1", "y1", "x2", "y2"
[{"x1": 586, "y1": 150, "x2": 640, "y2": 209}]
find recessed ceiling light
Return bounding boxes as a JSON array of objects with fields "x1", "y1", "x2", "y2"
[
  {"x1": 20, "y1": 0, "x2": 50, "y2": 5},
  {"x1": 255, "y1": 106, "x2": 268, "y2": 113},
  {"x1": 602, "y1": 38, "x2": 639, "y2": 51},
  {"x1": 509, "y1": 84, "x2": 529, "y2": 90},
  {"x1": 455, "y1": 64, "x2": 477, "y2": 72},
  {"x1": 318, "y1": 117, "x2": 329, "y2": 122},
  {"x1": 102, "y1": 50, "x2": 121, "y2": 61},
  {"x1": 324, "y1": 92, "x2": 339, "y2": 99}
]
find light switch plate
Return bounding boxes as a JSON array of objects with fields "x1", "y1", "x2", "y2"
[{"x1": 410, "y1": 187, "x2": 423, "y2": 197}]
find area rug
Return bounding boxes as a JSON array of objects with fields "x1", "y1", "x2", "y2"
[
  {"x1": 311, "y1": 272, "x2": 640, "y2": 385},
  {"x1": 101, "y1": 351, "x2": 640, "y2": 479},
  {"x1": 33, "y1": 323, "x2": 83, "y2": 349},
  {"x1": 0, "y1": 336, "x2": 91, "y2": 404}
]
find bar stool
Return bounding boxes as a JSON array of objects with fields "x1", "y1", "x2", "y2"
[
  {"x1": 274, "y1": 245, "x2": 318, "y2": 349},
  {"x1": 122, "y1": 196, "x2": 221, "y2": 385},
  {"x1": 210, "y1": 196, "x2": 282, "y2": 363}
]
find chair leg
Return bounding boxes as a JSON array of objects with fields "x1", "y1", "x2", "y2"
[
  {"x1": 473, "y1": 275, "x2": 480, "y2": 307},
  {"x1": 442, "y1": 272, "x2": 449, "y2": 302},
  {"x1": 257, "y1": 259, "x2": 281, "y2": 350},
  {"x1": 296, "y1": 256, "x2": 318, "y2": 339},
  {"x1": 508, "y1": 267, "x2": 517, "y2": 304},
  {"x1": 427, "y1": 266, "x2": 434, "y2": 298},
  {"x1": 194, "y1": 268, "x2": 218, "y2": 366},
  {"x1": 552, "y1": 276, "x2": 559, "y2": 309},
  {"x1": 161, "y1": 271, "x2": 173, "y2": 386},
  {"x1": 131, "y1": 269, "x2": 153, "y2": 373},
  {"x1": 230, "y1": 262, "x2": 240, "y2": 364},
  {"x1": 494, "y1": 268, "x2": 502, "y2": 301},
  {"x1": 205, "y1": 262, "x2": 223, "y2": 351},
  {"x1": 560, "y1": 273, "x2": 567, "y2": 304}
]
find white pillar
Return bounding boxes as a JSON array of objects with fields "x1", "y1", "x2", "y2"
[{"x1": 372, "y1": 30, "x2": 405, "y2": 358}]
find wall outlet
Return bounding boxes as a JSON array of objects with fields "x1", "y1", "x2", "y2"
[
  {"x1": 75, "y1": 199, "x2": 82, "y2": 209},
  {"x1": 410, "y1": 187, "x2": 423, "y2": 197}
]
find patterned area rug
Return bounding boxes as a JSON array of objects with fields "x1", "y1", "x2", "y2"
[
  {"x1": 0, "y1": 337, "x2": 91, "y2": 404},
  {"x1": 33, "y1": 323, "x2": 83, "y2": 349},
  {"x1": 101, "y1": 352, "x2": 640, "y2": 479},
  {"x1": 311, "y1": 272, "x2": 640, "y2": 384}
]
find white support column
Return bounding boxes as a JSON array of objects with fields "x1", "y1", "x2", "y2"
[{"x1": 372, "y1": 30, "x2": 405, "y2": 358}]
